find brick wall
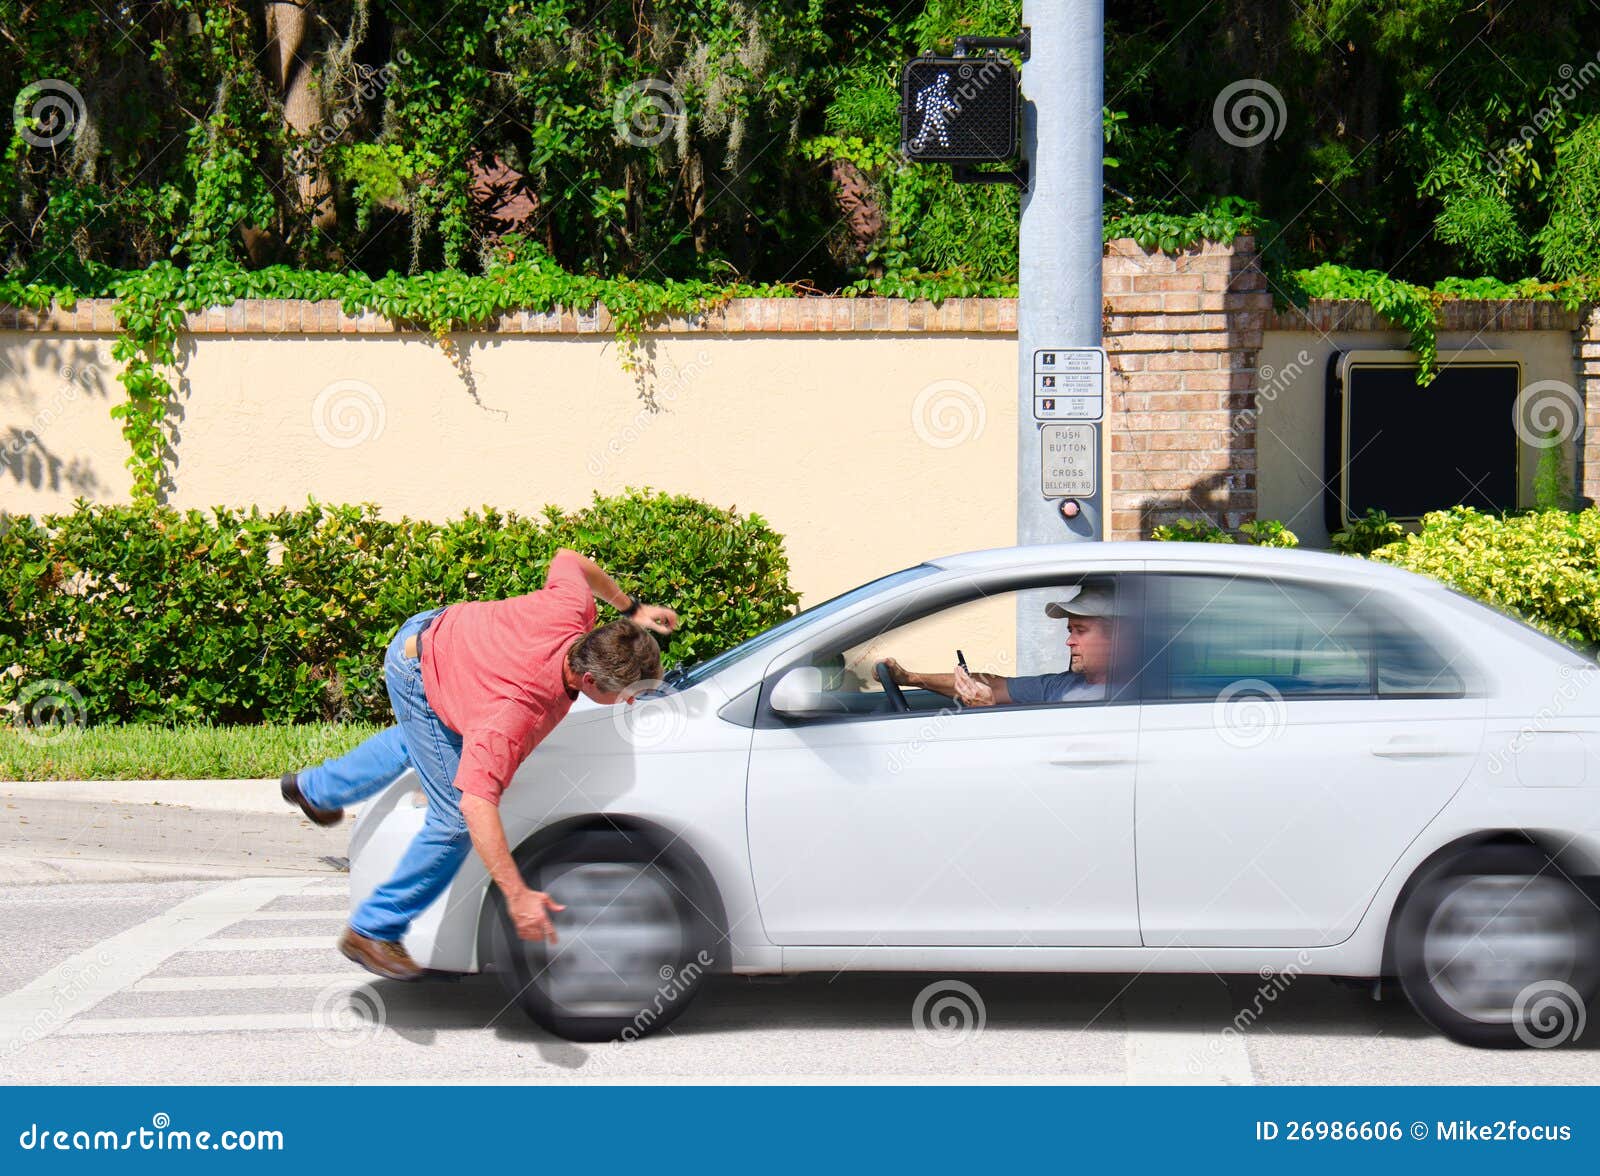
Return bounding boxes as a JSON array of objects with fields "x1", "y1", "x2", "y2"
[
  {"x1": 1102, "y1": 235, "x2": 1269, "y2": 541},
  {"x1": 1581, "y1": 310, "x2": 1600, "y2": 507}
]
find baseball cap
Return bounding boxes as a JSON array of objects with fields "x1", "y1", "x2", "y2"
[{"x1": 1044, "y1": 583, "x2": 1116, "y2": 619}]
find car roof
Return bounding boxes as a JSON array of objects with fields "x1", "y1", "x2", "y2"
[{"x1": 926, "y1": 541, "x2": 1430, "y2": 589}]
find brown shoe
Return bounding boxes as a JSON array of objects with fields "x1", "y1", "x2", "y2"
[
  {"x1": 281, "y1": 772, "x2": 343, "y2": 826},
  {"x1": 338, "y1": 927, "x2": 424, "y2": 982}
]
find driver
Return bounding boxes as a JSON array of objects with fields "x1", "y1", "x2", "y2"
[{"x1": 883, "y1": 584, "x2": 1115, "y2": 707}]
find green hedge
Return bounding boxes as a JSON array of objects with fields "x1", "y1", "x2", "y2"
[
  {"x1": 1369, "y1": 507, "x2": 1600, "y2": 651},
  {"x1": 0, "y1": 491, "x2": 800, "y2": 727}
]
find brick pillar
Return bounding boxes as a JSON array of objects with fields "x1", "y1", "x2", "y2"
[
  {"x1": 1102, "y1": 235, "x2": 1269, "y2": 540},
  {"x1": 1580, "y1": 309, "x2": 1600, "y2": 507}
]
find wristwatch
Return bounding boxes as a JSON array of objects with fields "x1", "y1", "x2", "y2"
[{"x1": 620, "y1": 594, "x2": 641, "y2": 618}]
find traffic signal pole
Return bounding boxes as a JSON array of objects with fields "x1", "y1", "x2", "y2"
[{"x1": 1016, "y1": 0, "x2": 1104, "y2": 675}]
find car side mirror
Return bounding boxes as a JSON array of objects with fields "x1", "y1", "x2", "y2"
[{"x1": 767, "y1": 665, "x2": 829, "y2": 718}]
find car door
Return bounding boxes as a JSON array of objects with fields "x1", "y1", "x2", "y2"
[
  {"x1": 1134, "y1": 571, "x2": 1487, "y2": 949},
  {"x1": 744, "y1": 570, "x2": 1143, "y2": 947}
]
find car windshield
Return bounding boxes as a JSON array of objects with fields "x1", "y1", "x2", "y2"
[{"x1": 671, "y1": 564, "x2": 939, "y2": 689}]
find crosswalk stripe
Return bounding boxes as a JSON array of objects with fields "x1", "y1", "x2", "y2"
[
  {"x1": 60, "y1": 1014, "x2": 327, "y2": 1035},
  {"x1": 234, "y1": 909, "x2": 348, "y2": 921},
  {"x1": 182, "y1": 936, "x2": 332, "y2": 952},
  {"x1": 0, "y1": 876, "x2": 318, "y2": 1056},
  {"x1": 131, "y1": 973, "x2": 363, "y2": 993}
]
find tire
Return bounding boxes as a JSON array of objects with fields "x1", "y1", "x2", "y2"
[
  {"x1": 1392, "y1": 844, "x2": 1600, "y2": 1049},
  {"x1": 484, "y1": 829, "x2": 717, "y2": 1042}
]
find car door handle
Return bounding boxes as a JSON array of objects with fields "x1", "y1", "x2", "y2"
[
  {"x1": 1049, "y1": 744, "x2": 1131, "y2": 767},
  {"x1": 1370, "y1": 737, "x2": 1471, "y2": 759}
]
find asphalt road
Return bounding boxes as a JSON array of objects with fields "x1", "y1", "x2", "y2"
[{"x1": 3, "y1": 797, "x2": 1600, "y2": 1083}]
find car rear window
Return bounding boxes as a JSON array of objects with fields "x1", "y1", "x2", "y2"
[{"x1": 1159, "y1": 575, "x2": 1371, "y2": 699}]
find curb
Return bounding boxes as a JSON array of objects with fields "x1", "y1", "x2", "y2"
[
  {"x1": 0, "y1": 852, "x2": 331, "y2": 886},
  {"x1": 1, "y1": 778, "x2": 378, "y2": 816}
]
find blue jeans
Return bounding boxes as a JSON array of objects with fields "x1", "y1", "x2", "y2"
[{"x1": 299, "y1": 608, "x2": 472, "y2": 942}]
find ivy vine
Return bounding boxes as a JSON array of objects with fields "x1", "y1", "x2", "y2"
[
  {"x1": 6, "y1": 202, "x2": 1598, "y2": 506},
  {"x1": 2, "y1": 251, "x2": 791, "y2": 506},
  {"x1": 1293, "y1": 265, "x2": 1600, "y2": 384}
]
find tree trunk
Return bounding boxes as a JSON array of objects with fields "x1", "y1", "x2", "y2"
[{"x1": 265, "y1": 0, "x2": 336, "y2": 230}]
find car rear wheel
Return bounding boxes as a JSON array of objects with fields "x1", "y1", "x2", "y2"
[
  {"x1": 484, "y1": 830, "x2": 717, "y2": 1042},
  {"x1": 1393, "y1": 845, "x2": 1600, "y2": 1049}
]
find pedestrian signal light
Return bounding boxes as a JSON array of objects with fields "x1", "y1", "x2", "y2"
[{"x1": 899, "y1": 55, "x2": 1020, "y2": 164}]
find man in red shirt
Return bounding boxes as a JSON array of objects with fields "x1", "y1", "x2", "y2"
[{"x1": 280, "y1": 549, "x2": 677, "y2": 981}]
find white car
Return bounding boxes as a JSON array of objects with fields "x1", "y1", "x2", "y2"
[{"x1": 347, "y1": 542, "x2": 1600, "y2": 1047}]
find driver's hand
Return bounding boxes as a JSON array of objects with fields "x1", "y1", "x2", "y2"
[
  {"x1": 954, "y1": 665, "x2": 995, "y2": 707},
  {"x1": 882, "y1": 657, "x2": 913, "y2": 687}
]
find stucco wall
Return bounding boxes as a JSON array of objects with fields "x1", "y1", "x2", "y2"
[{"x1": 0, "y1": 328, "x2": 1018, "y2": 607}]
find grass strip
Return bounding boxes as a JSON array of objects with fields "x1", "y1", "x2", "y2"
[{"x1": 0, "y1": 723, "x2": 384, "y2": 781}]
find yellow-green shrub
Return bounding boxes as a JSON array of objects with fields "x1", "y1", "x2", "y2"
[{"x1": 1370, "y1": 507, "x2": 1600, "y2": 650}]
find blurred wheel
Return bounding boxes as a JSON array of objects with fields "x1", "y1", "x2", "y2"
[
  {"x1": 1394, "y1": 845, "x2": 1600, "y2": 1048},
  {"x1": 485, "y1": 830, "x2": 716, "y2": 1042}
]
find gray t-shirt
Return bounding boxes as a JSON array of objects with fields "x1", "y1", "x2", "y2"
[{"x1": 1004, "y1": 671, "x2": 1105, "y2": 705}]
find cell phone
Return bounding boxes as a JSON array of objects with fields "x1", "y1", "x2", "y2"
[{"x1": 956, "y1": 649, "x2": 968, "y2": 672}]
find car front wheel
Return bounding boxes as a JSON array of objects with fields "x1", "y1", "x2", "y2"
[
  {"x1": 1393, "y1": 845, "x2": 1600, "y2": 1049},
  {"x1": 484, "y1": 829, "x2": 717, "y2": 1042}
]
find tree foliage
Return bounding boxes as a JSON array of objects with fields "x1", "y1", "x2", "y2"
[{"x1": 7, "y1": 1, "x2": 1600, "y2": 288}]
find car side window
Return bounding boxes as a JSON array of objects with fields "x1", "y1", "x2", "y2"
[
  {"x1": 784, "y1": 576, "x2": 1129, "y2": 720},
  {"x1": 1155, "y1": 574, "x2": 1372, "y2": 700}
]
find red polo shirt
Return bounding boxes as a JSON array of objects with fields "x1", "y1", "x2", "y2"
[{"x1": 420, "y1": 550, "x2": 597, "y2": 803}]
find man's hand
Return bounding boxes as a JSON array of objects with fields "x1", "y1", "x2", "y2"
[
  {"x1": 953, "y1": 664, "x2": 995, "y2": 707},
  {"x1": 505, "y1": 887, "x2": 566, "y2": 942},
  {"x1": 462, "y1": 793, "x2": 567, "y2": 942},
  {"x1": 632, "y1": 603, "x2": 678, "y2": 635},
  {"x1": 559, "y1": 550, "x2": 678, "y2": 636}
]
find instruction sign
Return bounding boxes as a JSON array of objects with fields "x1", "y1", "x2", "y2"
[{"x1": 1033, "y1": 347, "x2": 1104, "y2": 421}]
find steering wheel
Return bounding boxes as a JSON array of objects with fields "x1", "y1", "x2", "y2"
[{"x1": 874, "y1": 661, "x2": 910, "y2": 714}]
